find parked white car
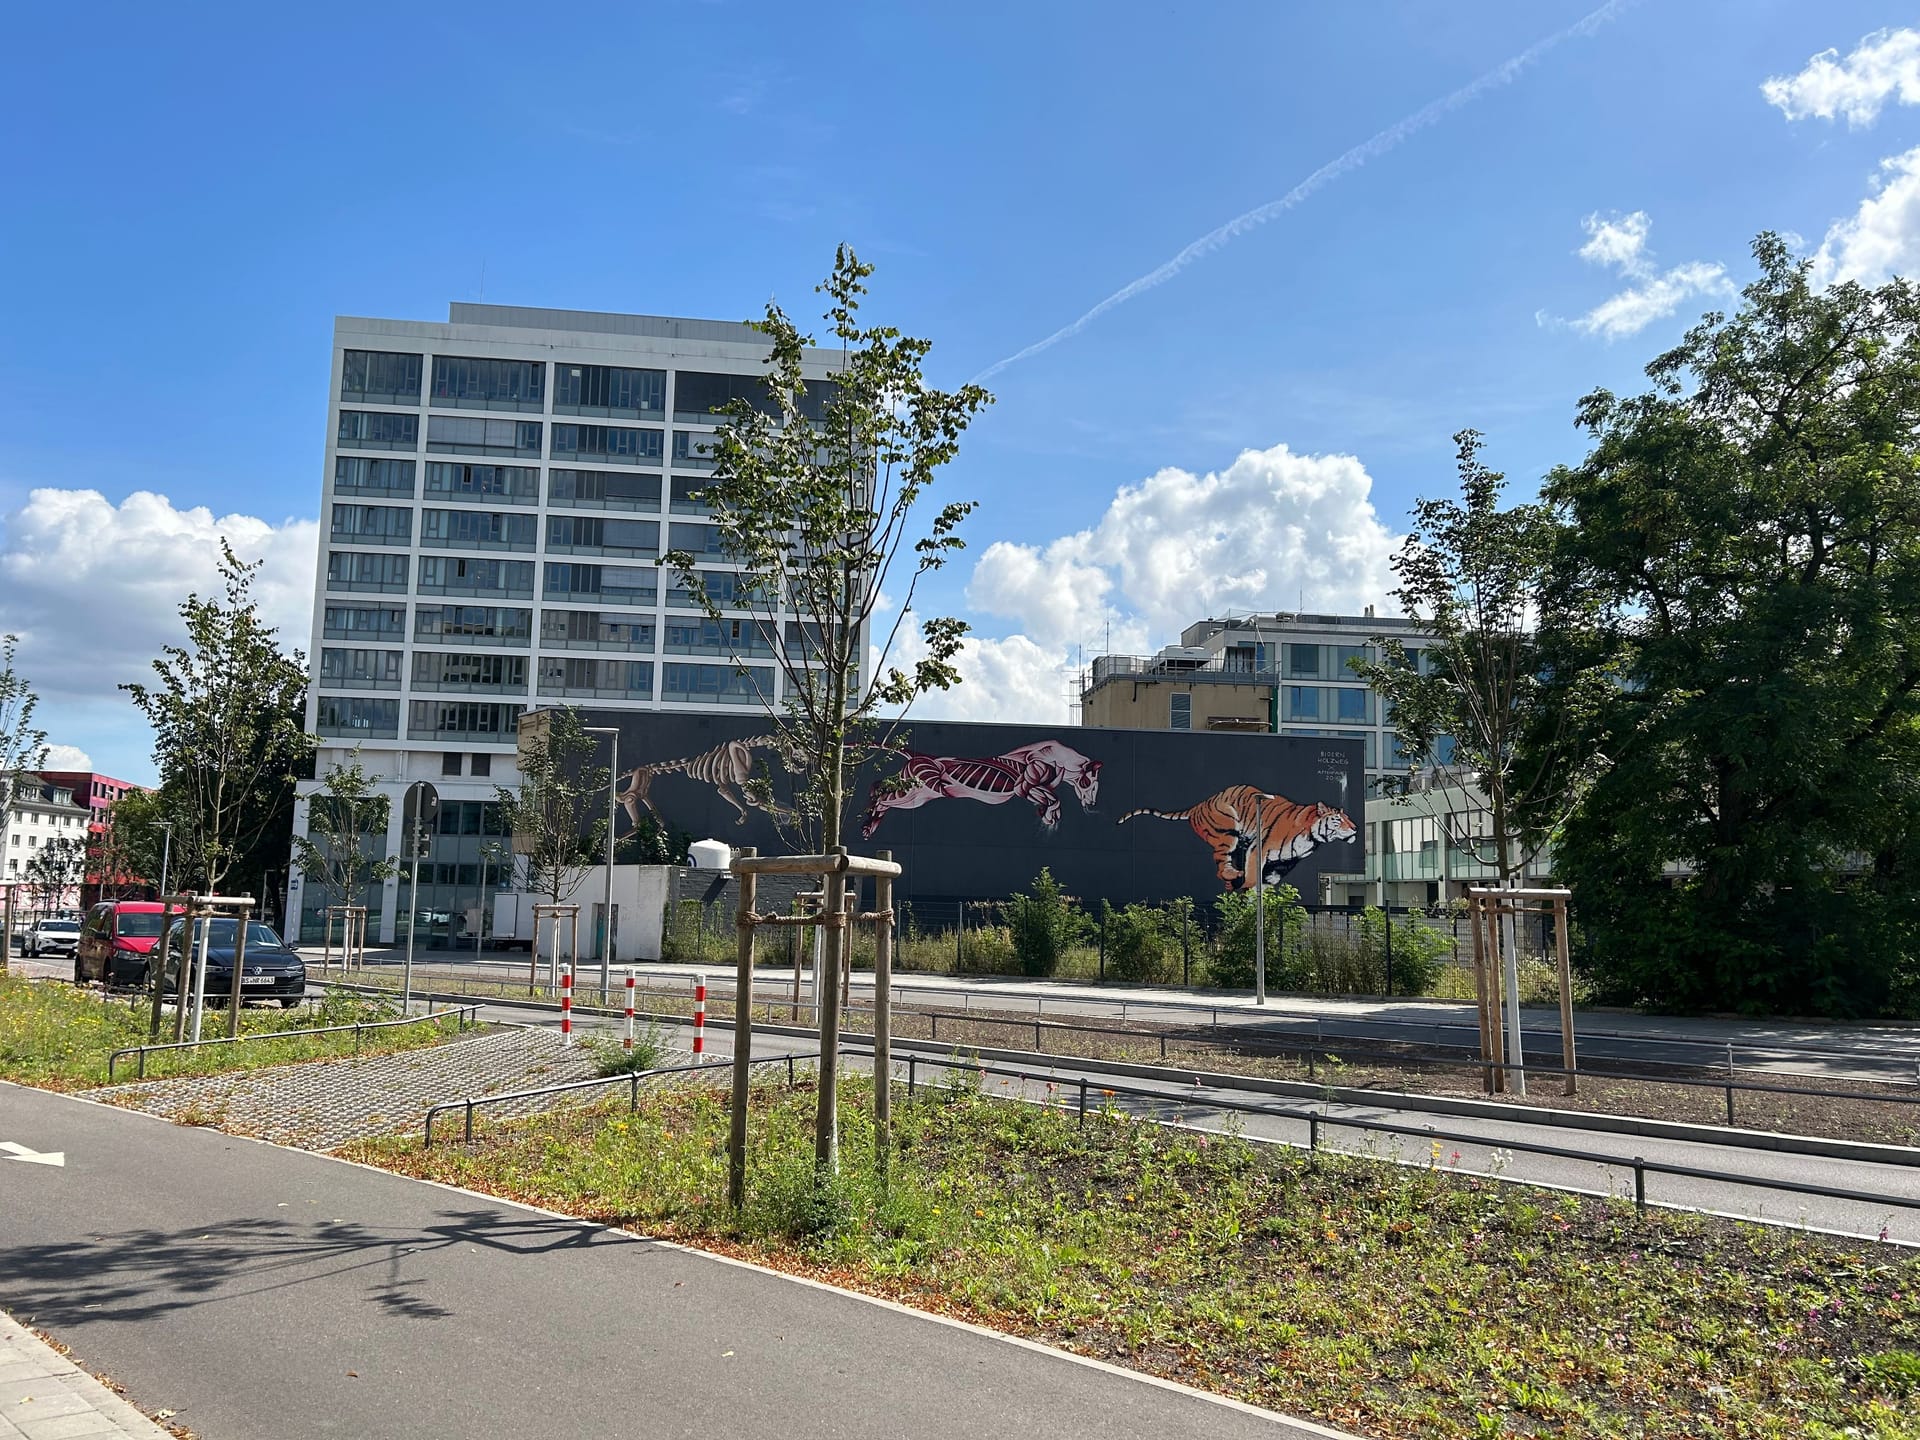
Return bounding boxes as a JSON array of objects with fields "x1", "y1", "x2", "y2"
[{"x1": 27, "y1": 918, "x2": 82, "y2": 959}]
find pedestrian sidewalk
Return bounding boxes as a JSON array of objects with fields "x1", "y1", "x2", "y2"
[{"x1": 0, "y1": 1313, "x2": 172, "y2": 1439}]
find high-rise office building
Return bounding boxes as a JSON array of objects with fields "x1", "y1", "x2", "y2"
[{"x1": 292, "y1": 303, "x2": 845, "y2": 944}]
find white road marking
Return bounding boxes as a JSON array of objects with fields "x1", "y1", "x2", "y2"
[{"x1": 0, "y1": 1140, "x2": 66, "y2": 1166}]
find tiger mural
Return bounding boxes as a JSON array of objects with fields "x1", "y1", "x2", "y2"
[{"x1": 1118, "y1": 785, "x2": 1356, "y2": 891}]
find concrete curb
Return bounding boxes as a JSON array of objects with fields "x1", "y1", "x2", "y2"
[
  {"x1": 0, "y1": 1311, "x2": 175, "y2": 1437},
  {"x1": 332, "y1": 981, "x2": 1920, "y2": 1170}
]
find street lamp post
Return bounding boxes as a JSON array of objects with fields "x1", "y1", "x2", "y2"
[
  {"x1": 156, "y1": 822, "x2": 173, "y2": 900},
  {"x1": 584, "y1": 726, "x2": 618, "y2": 1005}
]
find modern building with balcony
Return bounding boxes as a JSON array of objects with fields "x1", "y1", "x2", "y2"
[
  {"x1": 294, "y1": 303, "x2": 847, "y2": 945},
  {"x1": 1079, "y1": 609, "x2": 1451, "y2": 797}
]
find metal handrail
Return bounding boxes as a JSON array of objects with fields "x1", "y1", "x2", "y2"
[
  {"x1": 321, "y1": 975, "x2": 1920, "y2": 1129},
  {"x1": 423, "y1": 1051, "x2": 817, "y2": 1147},
  {"x1": 107, "y1": 1005, "x2": 479, "y2": 1082},
  {"x1": 901, "y1": 1053, "x2": 1920, "y2": 1225}
]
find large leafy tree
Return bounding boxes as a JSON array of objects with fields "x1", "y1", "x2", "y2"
[
  {"x1": 662, "y1": 246, "x2": 991, "y2": 852},
  {"x1": 24, "y1": 835, "x2": 85, "y2": 917},
  {"x1": 122, "y1": 542, "x2": 314, "y2": 901},
  {"x1": 1535, "y1": 235, "x2": 1920, "y2": 1017}
]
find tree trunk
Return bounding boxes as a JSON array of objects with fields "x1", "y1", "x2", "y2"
[{"x1": 1489, "y1": 784, "x2": 1527, "y2": 1096}]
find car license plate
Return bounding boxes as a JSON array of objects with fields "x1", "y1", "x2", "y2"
[{"x1": 243, "y1": 975, "x2": 275, "y2": 986}]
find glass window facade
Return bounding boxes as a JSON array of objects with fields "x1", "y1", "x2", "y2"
[
  {"x1": 340, "y1": 350, "x2": 423, "y2": 405},
  {"x1": 419, "y1": 508, "x2": 537, "y2": 550},
  {"x1": 536, "y1": 657, "x2": 654, "y2": 698},
  {"x1": 668, "y1": 476, "x2": 710, "y2": 514},
  {"x1": 415, "y1": 557, "x2": 534, "y2": 598},
  {"x1": 430, "y1": 356, "x2": 545, "y2": 411},
  {"x1": 661, "y1": 662, "x2": 773, "y2": 705},
  {"x1": 553, "y1": 364, "x2": 665, "y2": 418},
  {"x1": 330, "y1": 503, "x2": 413, "y2": 545},
  {"x1": 667, "y1": 521, "x2": 731, "y2": 561},
  {"x1": 670, "y1": 430, "x2": 715, "y2": 469},
  {"x1": 317, "y1": 696, "x2": 400, "y2": 739},
  {"x1": 542, "y1": 563, "x2": 657, "y2": 606},
  {"x1": 318, "y1": 648, "x2": 403, "y2": 690},
  {"x1": 548, "y1": 468, "x2": 660, "y2": 511},
  {"x1": 666, "y1": 569, "x2": 765, "y2": 610},
  {"x1": 326, "y1": 551, "x2": 409, "y2": 593},
  {"x1": 1284, "y1": 642, "x2": 1370, "y2": 679},
  {"x1": 545, "y1": 515, "x2": 659, "y2": 556},
  {"x1": 322, "y1": 604, "x2": 405, "y2": 640},
  {"x1": 413, "y1": 605, "x2": 533, "y2": 646},
  {"x1": 1285, "y1": 685, "x2": 1373, "y2": 724},
  {"x1": 407, "y1": 700, "x2": 525, "y2": 741},
  {"x1": 426, "y1": 416, "x2": 542, "y2": 458},
  {"x1": 410, "y1": 652, "x2": 528, "y2": 693},
  {"x1": 663, "y1": 617, "x2": 775, "y2": 657},
  {"x1": 423, "y1": 461, "x2": 539, "y2": 504},
  {"x1": 672, "y1": 369, "x2": 780, "y2": 422},
  {"x1": 540, "y1": 610, "x2": 654, "y2": 650},
  {"x1": 338, "y1": 410, "x2": 418, "y2": 451},
  {"x1": 550, "y1": 424, "x2": 662, "y2": 466},
  {"x1": 333, "y1": 456, "x2": 416, "y2": 497}
]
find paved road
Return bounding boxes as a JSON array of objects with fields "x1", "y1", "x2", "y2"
[
  {"x1": 0, "y1": 1083, "x2": 1339, "y2": 1440},
  {"x1": 365, "y1": 953, "x2": 1920, "y2": 1083}
]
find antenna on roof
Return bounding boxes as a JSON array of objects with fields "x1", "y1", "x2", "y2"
[{"x1": 479, "y1": 257, "x2": 487, "y2": 303}]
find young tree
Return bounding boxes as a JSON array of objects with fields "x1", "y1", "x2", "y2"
[
  {"x1": 1537, "y1": 235, "x2": 1920, "y2": 1017},
  {"x1": 291, "y1": 754, "x2": 398, "y2": 947},
  {"x1": 494, "y1": 707, "x2": 608, "y2": 912},
  {"x1": 1353, "y1": 431, "x2": 1606, "y2": 886},
  {"x1": 122, "y1": 542, "x2": 315, "y2": 899},
  {"x1": 25, "y1": 835, "x2": 85, "y2": 919},
  {"x1": 663, "y1": 246, "x2": 992, "y2": 853},
  {"x1": 91, "y1": 787, "x2": 172, "y2": 900},
  {"x1": 0, "y1": 634, "x2": 49, "y2": 860}
]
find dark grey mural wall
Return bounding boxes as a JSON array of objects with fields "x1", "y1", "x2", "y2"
[{"x1": 579, "y1": 711, "x2": 1366, "y2": 909}]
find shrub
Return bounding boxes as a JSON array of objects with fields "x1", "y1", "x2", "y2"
[
  {"x1": 1003, "y1": 868, "x2": 1090, "y2": 978},
  {"x1": 1100, "y1": 902, "x2": 1175, "y2": 983},
  {"x1": 1209, "y1": 885, "x2": 1305, "y2": 990},
  {"x1": 584, "y1": 1022, "x2": 670, "y2": 1075}
]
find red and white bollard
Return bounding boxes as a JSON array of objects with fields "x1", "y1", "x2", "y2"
[
  {"x1": 623, "y1": 969, "x2": 636, "y2": 1052},
  {"x1": 560, "y1": 966, "x2": 573, "y2": 1046},
  {"x1": 693, "y1": 972, "x2": 707, "y2": 1057}
]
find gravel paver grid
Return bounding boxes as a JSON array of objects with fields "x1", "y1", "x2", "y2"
[{"x1": 85, "y1": 1028, "x2": 688, "y2": 1149}]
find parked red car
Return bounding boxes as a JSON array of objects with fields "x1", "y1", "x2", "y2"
[{"x1": 75, "y1": 901, "x2": 179, "y2": 989}]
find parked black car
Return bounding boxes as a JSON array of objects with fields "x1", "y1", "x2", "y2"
[{"x1": 159, "y1": 919, "x2": 307, "y2": 1009}]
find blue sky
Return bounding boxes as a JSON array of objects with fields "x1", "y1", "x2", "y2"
[{"x1": 3, "y1": 0, "x2": 1916, "y2": 782}]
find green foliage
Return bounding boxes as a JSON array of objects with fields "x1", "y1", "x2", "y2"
[
  {"x1": 362, "y1": 1074, "x2": 1920, "y2": 1440},
  {"x1": 22, "y1": 835, "x2": 84, "y2": 913},
  {"x1": 494, "y1": 707, "x2": 608, "y2": 905},
  {"x1": 661, "y1": 247, "x2": 992, "y2": 849},
  {"x1": 0, "y1": 633, "x2": 48, "y2": 855},
  {"x1": 584, "y1": 1023, "x2": 669, "y2": 1076},
  {"x1": 1535, "y1": 236, "x2": 1920, "y2": 1017},
  {"x1": 1210, "y1": 884, "x2": 1305, "y2": 989},
  {"x1": 1003, "y1": 868, "x2": 1090, "y2": 978},
  {"x1": 120, "y1": 542, "x2": 314, "y2": 897},
  {"x1": 1101, "y1": 901, "x2": 1175, "y2": 984}
]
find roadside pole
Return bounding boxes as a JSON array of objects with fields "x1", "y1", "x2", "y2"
[
  {"x1": 401, "y1": 781, "x2": 439, "y2": 1015},
  {"x1": 1253, "y1": 794, "x2": 1268, "y2": 1005},
  {"x1": 584, "y1": 726, "x2": 618, "y2": 1006}
]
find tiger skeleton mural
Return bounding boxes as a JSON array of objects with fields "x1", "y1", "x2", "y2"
[
  {"x1": 1118, "y1": 784, "x2": 1357, "y2": 891},
  {"x1": 860, "y1": 740, "x2": 1102, "y2": 838},
  {"x1": 615, "y1": 734, "x2": 795, "y2": 828}
]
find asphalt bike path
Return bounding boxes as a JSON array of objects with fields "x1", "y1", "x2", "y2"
[{"x1": 0, "y1": 1082, "x2": 1342, "y2": 1440}]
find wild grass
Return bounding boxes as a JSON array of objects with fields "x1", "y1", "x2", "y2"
[
  {"x1": 0, "y1": 973, "x2": 465, "y2": 1089},
  {"x1": 350, "y1": 1073, "x2": 1920, "y2": 1440}
]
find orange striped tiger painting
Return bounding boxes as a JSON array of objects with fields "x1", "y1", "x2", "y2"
[{"x1": 1117, "y1": 785, "x2": 1357, "y2": 891}]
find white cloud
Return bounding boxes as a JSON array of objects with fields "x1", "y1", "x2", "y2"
[
  {"x1": 969, "y1": 443, "x2": 1398, "y2": 648},
  {"x1": 1763, "y1": 27, "x2": 1920, "y2": 127},
  {"x1": 1811, "y1": 145, "x2": 1920, "y2": 288},
  {"x1": 1551, "y1": 211, "x2": 1733, "y2": 341},
  {"x1": 0, "y1": 489, "x2": 318, "y2": 766},
  {"x1": 1577, "y1": 210, "x2": 1653, "y2": 274},
  {"x1": 40, "y1": 744, "x2": 93, "y2": 771},
  {"x1": 887, "y1": 625, "x2": 1077, "y2": 726}
]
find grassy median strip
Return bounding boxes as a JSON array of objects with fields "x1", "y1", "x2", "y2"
[
  {"x1": 346, "y1": 1074, "x2": 1920, "y2": 1440},
  {"x1": 0, "y1": 973, "x2": 467, "y2": 1090}
]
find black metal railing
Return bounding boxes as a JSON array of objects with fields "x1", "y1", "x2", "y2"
[{"x1": 107, "y1": 1004, "x2": 479, "y2": 1082}]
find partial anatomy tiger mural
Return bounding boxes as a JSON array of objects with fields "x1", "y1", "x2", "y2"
[{"x1": 1118, "y1": 785, "x2": 1357, "y2": 891}]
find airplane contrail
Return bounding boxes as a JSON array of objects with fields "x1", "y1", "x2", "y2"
[{"x1": 973, "y1": 0, "x2": 1637, "y2": 384}]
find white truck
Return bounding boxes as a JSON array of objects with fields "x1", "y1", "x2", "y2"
[{"x1": 490, "y1": 893, "x2": 539, "y2": 952}]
